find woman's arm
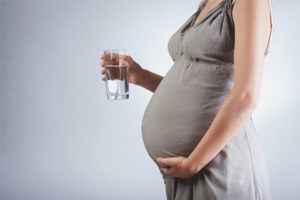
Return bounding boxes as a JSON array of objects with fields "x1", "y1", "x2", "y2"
[
  {"x1": 185, "y1": 0, "x2": 272, "y2": 173},
  {"x1": 135, "y1": 68, "x2": 163, "y2": 93}
]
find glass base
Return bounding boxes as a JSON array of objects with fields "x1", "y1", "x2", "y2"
[{"x1": 107, "y1": 94, "x2": 129, "y2": 101}]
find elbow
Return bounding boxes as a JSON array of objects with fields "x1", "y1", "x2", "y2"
[
  {"x1": 243, "y1": 94, "x2": 258, "y2": 112},
  {"x1": 231, "y1": 90, "x2": 259, "y2": 113}
]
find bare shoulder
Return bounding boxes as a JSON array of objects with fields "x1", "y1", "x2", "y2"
[
  {"x1": 232, "y1": 0, "x2": 272, "y2": 53},
  {"x1": 230, "y1": 0, "x2": 274, "y2": 96},
  {"x1": 232, "y1": 0, "x2": 272, "y2": 21}
]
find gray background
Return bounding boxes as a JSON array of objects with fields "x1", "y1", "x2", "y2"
[{"x1": 1, "y1": 0, "x2": 299, "y2": 199}]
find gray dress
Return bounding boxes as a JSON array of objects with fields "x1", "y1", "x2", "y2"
[{"x1": 141, "y1": 0, "x2": 272, "y2": 199}]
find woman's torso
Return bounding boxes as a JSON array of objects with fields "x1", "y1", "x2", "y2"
[{"x1": 141, "y1": 0, "x2": 272, "y2": 161}]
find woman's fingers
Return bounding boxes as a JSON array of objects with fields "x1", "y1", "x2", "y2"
[
  {"x1": 101, "y1": 60, "x2": 118, "y2": 67},
  {"x1": 100, "y1": 53, "x2": 119, "y2": 60},
  {"x1": 101, "y1": 68, "x2": 105, "y2": 80},
  {"x1": 100, "y1": 54, "x2": 131, "y2": 66},
  {"x1": 100, "y1": 54, "x2": 133, "y2": 82}
]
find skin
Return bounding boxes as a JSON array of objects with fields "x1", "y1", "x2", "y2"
[{"x1": 100, "y1": 0, "x2": 273, "y2": 179}]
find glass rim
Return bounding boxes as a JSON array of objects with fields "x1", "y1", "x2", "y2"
[{"x1": 104, "y1": 48, "x2": 128, "y2": 54}]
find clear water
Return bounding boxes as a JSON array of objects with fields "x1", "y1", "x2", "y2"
[{"x1": 105, "y1": 65, "x2": 129, "y2": 100}]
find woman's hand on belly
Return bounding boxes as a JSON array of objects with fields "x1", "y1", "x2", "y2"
[{"x1": 156, "y1": 156, "x2": 198, "y2": 179}]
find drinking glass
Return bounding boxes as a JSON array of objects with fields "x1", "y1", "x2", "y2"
[{"x1": 103, "y1": 49, "x2": 129, "y2": 100}]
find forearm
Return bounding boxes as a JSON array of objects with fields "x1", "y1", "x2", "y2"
[
  {"x1": 136, "y1": 68, "x2": 163, "y2": 93},
  {"x1": 186, "y1": 91, "x2": 257, "y2": 173}
]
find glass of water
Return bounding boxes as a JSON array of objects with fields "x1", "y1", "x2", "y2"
[{"x1": 103, "y1": 49, "x2": 129, "y2": 100}]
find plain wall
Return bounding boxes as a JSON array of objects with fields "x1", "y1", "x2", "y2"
[{"x1": 1, "y1": 0, "x2": 300, "y2": 199}]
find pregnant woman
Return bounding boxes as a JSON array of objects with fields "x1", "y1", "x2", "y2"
[{"x1": 101, "y1": 0, "x2": 274, "y2": 199}]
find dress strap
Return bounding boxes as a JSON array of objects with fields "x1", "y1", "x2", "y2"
[
  {"x1": 232, "y1": 0, "x2": 236, "y2": 5},
  {"x1": 198, "y1": 0, "x2": 209, "y2": 11}
]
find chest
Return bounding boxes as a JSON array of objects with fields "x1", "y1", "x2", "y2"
[{"x1": 168, "y1": 2, "x2": 235, "y2": 62}]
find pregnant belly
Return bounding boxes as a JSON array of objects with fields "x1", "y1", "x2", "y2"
[{"x1": 141, "y1": 59, "x2": 233, "y2": 161}]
